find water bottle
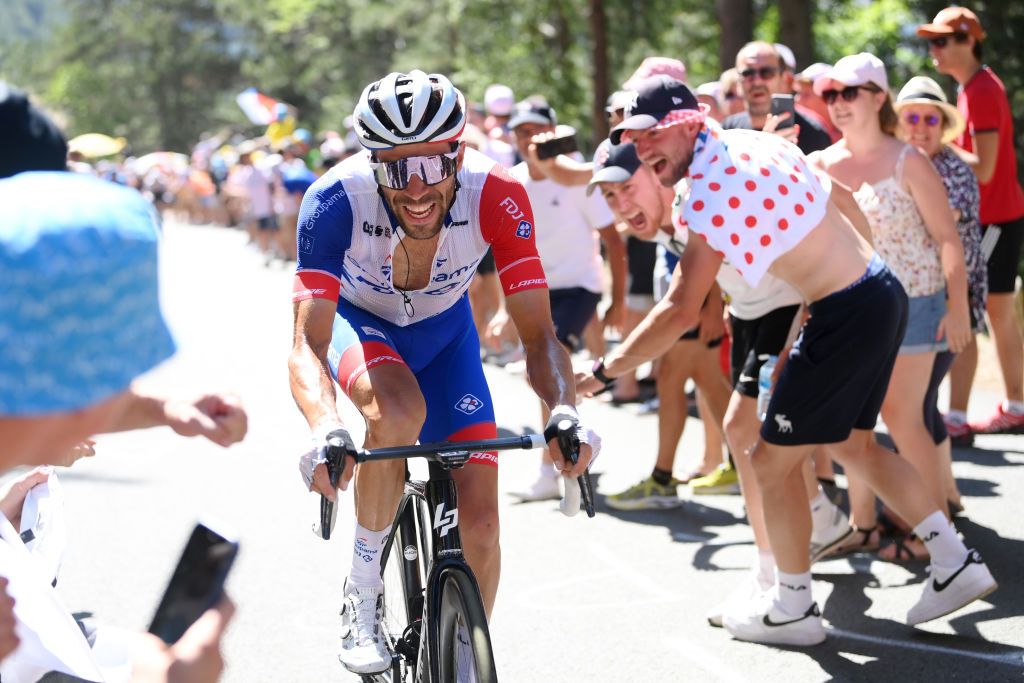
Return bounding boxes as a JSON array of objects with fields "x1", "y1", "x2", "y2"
[{"x1": 757, "y1": 355, "x2": 778, "y2": 422}]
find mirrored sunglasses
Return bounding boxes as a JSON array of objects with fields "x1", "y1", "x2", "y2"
[
  {"x1": 371, "y1": 151, "x2": 459, "y2": 190},
  {"x1": 903, "y1": 112, "x2": 942, "y2": 127}
]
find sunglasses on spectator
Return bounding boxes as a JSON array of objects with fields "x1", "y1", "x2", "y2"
[
  {"x1": 371, "y1": 150, "x2": 459, "y2": 190},
  {"x1": 928, "y1": 33, "x2": 970, "y2": 48},
  {"x1": 740, "y1": 66, "x2": 779, "y2": 81},
  {"x1": 821, "y1": 85, "x2": 879, "y2": 105},
  {"x1": 903, "y1": 112, "x2": 942, "y2": 127}
]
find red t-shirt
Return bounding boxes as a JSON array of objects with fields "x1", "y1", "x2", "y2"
[{"x1": 956, "y1": 67, "x2": 1024, "y2": 224}]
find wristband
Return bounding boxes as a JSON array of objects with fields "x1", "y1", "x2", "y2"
[{"x1": 592, "y1": 357, "x2": 616, "y2": 386}]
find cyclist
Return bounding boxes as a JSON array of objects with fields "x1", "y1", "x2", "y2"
[
  {"x1": 288, "y1": 70, "x2": 599, "y2": 675},
  {"x1": 577, "y1": 75, "x2": 995, "y2": 645}
]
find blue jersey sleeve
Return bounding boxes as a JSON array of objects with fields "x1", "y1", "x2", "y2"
[{"x1": 293, "y1": 175, "x2": 355, "y2": 303}]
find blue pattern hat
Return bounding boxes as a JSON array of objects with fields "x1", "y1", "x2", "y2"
[{"x1": 0, "y1": 172, "x2": 177, "y2": 415}]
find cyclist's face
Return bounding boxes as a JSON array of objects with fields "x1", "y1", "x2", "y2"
[
  {"x1": 631, "y1": 123, "x2": 698, "y2": 188},
  {"x1": 600, "y1": 167, "x2": 668, "y2": 240},
  {"x1": 377, "y1": 142, "x2": 463, "y2": 240}
]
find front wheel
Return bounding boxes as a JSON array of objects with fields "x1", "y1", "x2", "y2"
[{"x1": 437, "y1": 569, "x2": 497, "y2": 683}]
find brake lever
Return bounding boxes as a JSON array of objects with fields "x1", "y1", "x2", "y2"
[
  {"x1": 317, "y1": 442, "x2": 349, "y2": 540},
  {"x1": 556, "y1": 420, "x2": 596, "y2": 519}
]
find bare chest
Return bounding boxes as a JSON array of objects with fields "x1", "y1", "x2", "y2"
[{"x1": 391, "y1": 237, "x2": 441, "y2": 291}]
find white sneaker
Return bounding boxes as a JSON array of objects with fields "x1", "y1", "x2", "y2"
[
  {"x1": 508, "y1": 473, "x2": 560, "y2": 502},
  {"x1": 338, "y1": 580, "x2": 390, "y2": 674},
  {"x1": 723, "y1": 594, "x2": 826, "y2": 646},
  {"x1": 907, "y1": 549, "x2": 997, "y2": 626},
  {"x1": 809, "y1": 504, "x2": 853, "y2": 564},
  {"x1": 706, "y1": 572, "x2": 766, "y2": 628}
]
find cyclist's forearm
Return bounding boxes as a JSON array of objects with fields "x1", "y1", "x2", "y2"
[
  {"x1": 523, "y1": 335, "x2": 576, "y2": 410},
  {"x1": 288, "y1": 345, "x2": 343, "y2": 431}
]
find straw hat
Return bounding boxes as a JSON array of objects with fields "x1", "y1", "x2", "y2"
[{"x1": 894, "y1": 76, "x2": 965, "y2": 144}]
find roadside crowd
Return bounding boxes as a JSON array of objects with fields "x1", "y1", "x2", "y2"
[{"x1": 0, "y1": 2, "x2": 1021, "y2": 680}]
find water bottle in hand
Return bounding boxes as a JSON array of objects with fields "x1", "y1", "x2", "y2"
[{"x1": 757, "y1": 355, "x2": 778, "y2": 422}]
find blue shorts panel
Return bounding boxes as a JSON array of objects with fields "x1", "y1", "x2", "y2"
[
  {"x1": 900, "y1": 289, "x2": 948, "y2": 354},
  {"x1": 760, "y1": 265, "x2": 908, "y2": 446},
  {"x1": 328, "y1": 295, "x2": 496, "y2": 447}
]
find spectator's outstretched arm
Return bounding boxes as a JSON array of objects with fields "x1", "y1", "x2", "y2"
[{"x1": 105, "y1": 390, "x2": 248, "y2": 448}]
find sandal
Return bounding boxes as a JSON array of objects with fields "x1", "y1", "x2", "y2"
[
  {"x1": 878, "y1": 533, "x2": 930, "y2": 563},
  {"x1": 877, "y1": 506, "x2": 912, "y2": 536},
  {"x1": 821, "y1": 524, "x2": 880, "y2": 559}
]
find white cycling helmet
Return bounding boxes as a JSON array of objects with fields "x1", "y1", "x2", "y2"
[{"x1": 353, "y1": 70, "x2": 467, "y2": 151}]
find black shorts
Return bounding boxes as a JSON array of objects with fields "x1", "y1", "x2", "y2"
[
  {"x1": 731, "y1": 304, "x2": 801, "y2": 398},
  {"x1": 983, "y1": 216, "x2": 1024, "y2": 294},
  {"x1": 550, "y1": 287, "x2": 601, "y2": 351},
  {"x1": 627, "y1": 236, "x2": 658, "y2": 296},
  {"x1": 761, "y1": 262, "x2": 908, "y2": 446},
  {"x1": 476, "y1": 247, "x2": 496, "y2": 275}
]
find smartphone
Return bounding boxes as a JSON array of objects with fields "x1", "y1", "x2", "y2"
[
  {"x1": 148, "y1": 521, "x2": 239, "y2": 644},
  {"x1": 535, "y1": 125, "x2": 578, "y2": 159},
  {"x1": 770, "y1": 94, "x2": 796, "y2": 129}
]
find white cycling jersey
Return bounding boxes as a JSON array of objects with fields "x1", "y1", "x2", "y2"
[{"x1": 293, "y1": 148, "x2": 547, "y2": 326}]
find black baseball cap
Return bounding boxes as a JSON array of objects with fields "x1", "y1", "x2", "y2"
[
  {"x1": 610, "y1": 75, "x2": 698, "y2": 144},
  {"x1": 508, "y1": 99, "x2": 557, "y2": 130},
  {"x1": 0, "y1": 82, "x2": 68, "y2": 179},
  {"x1": 587, "y1": 139, "x2": 641, "y2": 195}
]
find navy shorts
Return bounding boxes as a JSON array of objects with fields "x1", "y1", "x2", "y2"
[
  {"x1": 550, "y1": 287, "x2": 601, "y2": 351},
  {"x1": 327, "y1": 294, "x2": 498, "y2": 466},
  {"x1": 761, "y1": 258, "x2": 908, "y2": 446},
  {"x1": 731, "y1": 304, "x2": 801, "y2": 398}
]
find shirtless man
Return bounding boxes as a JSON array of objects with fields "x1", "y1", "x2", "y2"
[{"x1": 576, "y1": 75, "x2": 996, "y2": 646}]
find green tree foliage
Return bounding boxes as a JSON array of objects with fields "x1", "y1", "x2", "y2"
[{"x1": 1, "y1": 0, "x2": 1020, "y2": 159}]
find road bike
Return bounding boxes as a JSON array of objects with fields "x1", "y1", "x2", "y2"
[{"x1": 319, "y1": 425, "x2": 594, "y2": 682}]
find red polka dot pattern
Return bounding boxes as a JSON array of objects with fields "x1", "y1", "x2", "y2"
[{"x1": 678, "y1": 125, "x2": 832, "y2": 286}]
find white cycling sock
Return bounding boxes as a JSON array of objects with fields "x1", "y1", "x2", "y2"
[
  {"x1": 914, "y1": 510, "x2": 967, "y2": 568},
  {"x1": 775, "y1": 569, "x2": 813, "y2": 615},
  {"x1": 1004, "y1": 400, "x2": 1024, "y2": 416},
  {"x1": 348, "y1": 522, "x2": 391, "y2": 589}
]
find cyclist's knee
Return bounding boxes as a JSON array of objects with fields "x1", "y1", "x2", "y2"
[
  {"x1": 458, "y1": 503, "x2": 499, "y2": 550},
  {"x1": 364, "y1": 391, "x2": 426, "y2": 446}
]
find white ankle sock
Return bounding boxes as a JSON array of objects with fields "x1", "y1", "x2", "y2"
[
  {"x1": 775, "y1": 569, "x2": 813, "y2": 615},
  {"x1": 348, "y1": 522, "x2": 391, "y2": 588},
  {"x1": 756, "y1": 549, "x2": 776, "y2": 589},
  {"x1": 946, "y1": 410, "x2": 967, "y2": 425},
  {"x1": 913, "y1": 511, "x2": 966, "y2": 568},
  {"x1": 1004, "y1": 400, "x2": 1024, "y2": 416}
]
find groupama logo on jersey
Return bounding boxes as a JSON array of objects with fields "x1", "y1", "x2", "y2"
[
  {"x1": 455, "y1": 394, "x2": 484, "y2": 415},
  {"x1": 516, "y1": 220, "x2": 533, "y2": 239}
]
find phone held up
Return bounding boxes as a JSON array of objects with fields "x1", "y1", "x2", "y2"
[
  {"x1": 535, "y1": 124, "x2": 578, "y2": 160},
  {"x1": 148, "y1": 520, "x2": 239, "y2": 644},
  {"x1": 770, "y1": 94, "x2": 796, "y2": 129}
]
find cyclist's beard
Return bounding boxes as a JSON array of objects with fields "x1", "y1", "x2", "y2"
[{"x1": 389, "y1": 185, "x2": 454, "y2": 241}]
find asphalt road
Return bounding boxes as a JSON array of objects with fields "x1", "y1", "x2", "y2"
[{"x1": 33, "y1": 222, "x2": 1024, "y2": 682}]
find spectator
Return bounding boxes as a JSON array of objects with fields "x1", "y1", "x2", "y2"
[
  {"x1": 0, "y1": 171, "x2": 234, "y2": 681},
  {"x1": 793, "y1": 62, "x2": 842, "y2": 143},
  {"x1": 695, "y1": 82, "x2": 724, "y2": 122},
  {"x1": 723, "y1": 41, "x2": 832, "y2": 155},
  {"x1": 718, "y1": 68, "x2": 746, "y2": 118},
  {"x1": 918, "y1": 6, "x2": 1024, "y2": 439},
  {"x1": 812, "y1": 53, "x2": 971, "y2": 560},
  {"x1": 623, "y1": 56, "x2": 687, "y2": 90},
  {"x1": 895, "y1": 75, "x2": 984, "y2": 514},
  {"x1": 495, "y1": 99, "x2": 626, "y2": 501}
]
